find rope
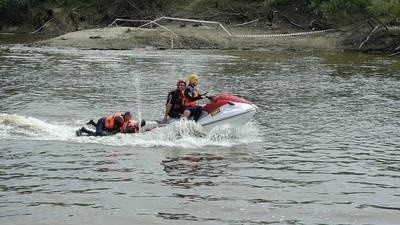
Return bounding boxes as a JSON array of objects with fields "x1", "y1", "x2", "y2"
[
  {"x1": 110, "y1": 16, "x2": 336, "y2": 39},
  {"x1": 233, "y1": 29, "x2": 336, "y2": 38}
]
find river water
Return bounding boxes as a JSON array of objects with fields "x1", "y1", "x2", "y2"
[{"x1": 1, "y1": 45, "x2": 399, "y2": 225}]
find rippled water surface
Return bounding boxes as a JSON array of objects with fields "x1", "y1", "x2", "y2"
[{"x1": 1, "y1": 45, "x2": 399, "y2": 225}]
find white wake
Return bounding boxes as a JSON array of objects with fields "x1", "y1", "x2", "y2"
[{"x1": 0, "y1": 114, "x2": 261, "y2": 148}]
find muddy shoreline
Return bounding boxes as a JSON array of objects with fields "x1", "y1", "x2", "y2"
[
  {"x1": 1, "y1": 1, "x2": 399, "y2": 54},
  {"x1": 30, "y1": 26, "x2": 343, "y2": 51},
  {"x1": 1, "y1": 25, "x2": 398, "y2": 55}
]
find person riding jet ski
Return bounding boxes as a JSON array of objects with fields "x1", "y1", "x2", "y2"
[
  {"x1": 162, "y1": 79, "x2": 191, "y2": 123},
  {"x1": 182, "y1": 73, "x2": 207, "y2": 121}
]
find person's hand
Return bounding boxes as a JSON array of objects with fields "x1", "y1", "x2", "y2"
[
  {"x1": 199, "y1": 92, "x2": 208, "y2": 98},
  {"x1": 206, "y1": 95, "x2": 215, "y2": 100},
  {"x1": 161, "y1": 116, "x2": 168, "y2": 124}
]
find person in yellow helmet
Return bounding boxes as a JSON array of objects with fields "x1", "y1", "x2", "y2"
[{"x1": 182, "y1": 73, "x2": 207, "y2": 121}]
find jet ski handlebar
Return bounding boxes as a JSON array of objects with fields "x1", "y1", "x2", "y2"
[{"x1": 205, "y1": 95, "x2": 214, "y2": 100}]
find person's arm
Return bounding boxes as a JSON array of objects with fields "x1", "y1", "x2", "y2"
[
  {"x1": 163, "y1": 92, "x2": 176, "y2": 123},
  {"x1": 163, "y1": 103, "x2": 172, "y2": 122}
]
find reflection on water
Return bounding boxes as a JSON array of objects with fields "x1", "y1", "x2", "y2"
[
  {"x1": 0, "y1": 34, "x2": 52, "y2": 44},
  {"x1": 162, "y1": 153, "x2": 226, "y2": 189},
  {"x1": 0, "y1": 46, "x2": 400, "y2": 225}
]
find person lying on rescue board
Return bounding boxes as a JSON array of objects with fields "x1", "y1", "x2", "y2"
[{"x1": 76, "y1": 111, "x2": 146, "y2": 136}]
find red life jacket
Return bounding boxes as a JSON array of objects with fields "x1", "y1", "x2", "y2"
[
  {"x1": 121, "y1": 121, "x2": 139, "y2": 133},
  {"x1": 104, "y1": 113, "x2": 124, "y2": 130}
]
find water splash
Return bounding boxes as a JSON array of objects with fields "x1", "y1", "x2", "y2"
[
  {"x1": 0, "y1": 114, "x2": 75, "y2": 139},
  {"x1": 134, "y1": 75, "x2": 143, "y2": 133},
  {"x1": 0, "y1": 114, "x2": 260, "y2": 148},
  {"x1": 206, "y1": 121, "x2": 261, "y2": 145}
]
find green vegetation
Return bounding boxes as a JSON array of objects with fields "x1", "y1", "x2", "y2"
[
  {"x1": 308, "y1": 0, "x2": 367, "y2": 16},
  {"x1": 0, "y1": 0, "x2": 399, "y2": 30},
  {"x1": 0, "y1": 0, "x2": 173, "y2": 27},
  {"x1": 368, "y1": 0, "x2": 400, "y2": 23},
  {"x1": 0, "y1": 0, "x2": 33, "y2": 25},
  {"x1": 308, "y1": 0, "x2": 400, "y2": 23},
  {"x1": 0, "y1": 0, "x2": 30, "y2": 9},
  {"x1": 187, "y1": 0, "x2": 289, "y2": 19}
]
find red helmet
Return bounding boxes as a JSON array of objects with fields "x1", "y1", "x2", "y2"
[{"x1": 177, "y1": 79, "x2": 186, "y2": 86}]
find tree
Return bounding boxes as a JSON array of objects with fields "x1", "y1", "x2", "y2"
[
  {"x1": 0, "y1": 0, "x2": 34, "y2": 24},
  {"x1": 308, "y1": 0, "x2": 368, "y2": 18},
  {"x1": 307, "y1": 0, "x2": 400, "y2": 24},
  {"x1": 368, "y1": 0, "x2": 400, "y2": 24}
]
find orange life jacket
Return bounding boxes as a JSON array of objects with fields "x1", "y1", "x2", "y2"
[
  {"x1": 120, "y1": 121, "x2": 138, "y2": 133},
  {"x1": 104, "y1": 113, "x2": 124, "y2": 130},
  {"x1": 182, "y1": 87, "x2": 199, "y2": 107}
]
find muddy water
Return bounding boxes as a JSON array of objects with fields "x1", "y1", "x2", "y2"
[{"x1": 1, "y1": 45, "x2": 399, "y2": 225}]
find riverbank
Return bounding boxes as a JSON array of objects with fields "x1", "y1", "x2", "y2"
[
  {"x1": 33, "y1": 25, "x2": 343, "y2": 51},
  {"x1": 1, "y1": 0, "x2": 398, "y2": 54},
  {"x1": 33, "y1": 24, "x2": 400, "y2": 55},
  {"x1": 1, "y1": 23, "x2": 398, "y2": 55}
]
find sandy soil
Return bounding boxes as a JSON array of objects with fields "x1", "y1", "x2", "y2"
[{"x1": 35, "y1": 25, "x2": 345, "y2": 50}]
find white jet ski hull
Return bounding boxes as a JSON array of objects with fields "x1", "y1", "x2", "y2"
[{"x1": 197, "y1": 102, "x2": 257, "y2": 129}]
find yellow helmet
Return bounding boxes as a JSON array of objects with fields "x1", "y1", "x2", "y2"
[{"x1": 188, "y1": 73, "x2": 199, "y2": 84}]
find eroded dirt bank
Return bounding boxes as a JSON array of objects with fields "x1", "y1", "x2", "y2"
[{"x1": 35, "y1": 26, "x2": 344, "y2": 51}]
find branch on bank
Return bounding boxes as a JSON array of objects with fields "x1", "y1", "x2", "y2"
[
  {"x1": 277, "y1": 13, "x2": 305, "y2": 30},
  {"x1": 229, "y1": 17, "x2": 265, "y2": 27},
  {"x1": 30, "y1": 18, "x2": 54, "y2": 34},
  {"x1": 359, "y1": 25, "x2": 380, "y2": 49},
  {"x1": 388, "y1": 51, "x2": 400, "y2": 56}
]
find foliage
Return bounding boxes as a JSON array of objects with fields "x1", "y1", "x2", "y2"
[
  {"x1": 308, "y1": 0, "x2": 400, "y2": 23},
  {"x1": 1, "y1": 0, "x2": 399, "y2": 28},
  {"x1": 307, "y1": 0, "x2": 368, "y2": 17},
  {"x1": 0, "y1": 0, "x2": 34, "y2": 24},
  {"x1": 367, "y1": 0, "x2": 400, "y2": 23},
  {"x1": 0, "y1": 0, "x2": 29, "y2": 10},
  {"x1": 54, "y1": 0, "x2": 84, "y2": 7},
  {"x1": 190, "y1": 0, "x2": 289, "y2": 19}
]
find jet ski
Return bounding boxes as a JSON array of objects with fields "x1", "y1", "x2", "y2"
[
  {"x1": 76, "y1": 93, "x2": 257, "y2": 136},
  {"x1": 165, "y1": 93, "x2": 258, "y2": 129}
]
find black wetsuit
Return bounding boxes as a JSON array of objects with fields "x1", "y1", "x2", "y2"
[{"x1": 166, "y1": 89, "x2": 185, "y2": 118}]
